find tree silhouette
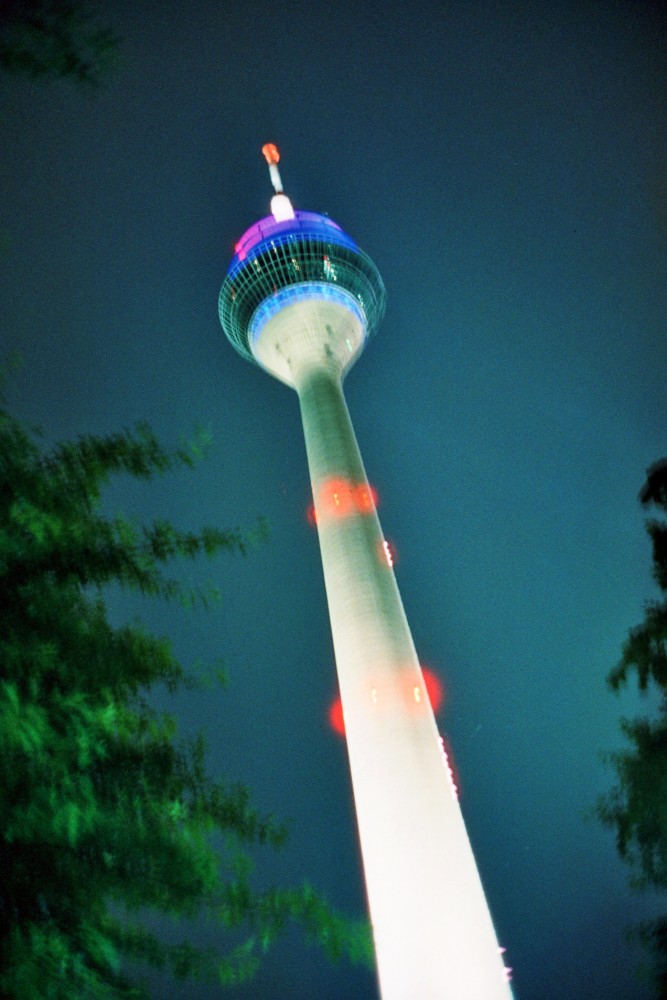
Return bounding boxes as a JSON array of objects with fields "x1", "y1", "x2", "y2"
[
  {"x1": 0, "y1": 403, "x2": 369, "y2": 999},
  {"x1": 598, "y1": 458, "x2": 667, "y2": 998},
  {"x1": 0, "y1": 0, "x2": 119, "y2": 86}
]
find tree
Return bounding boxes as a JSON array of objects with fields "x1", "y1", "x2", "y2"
[
  {"x1": 597, "y1": 458, "x2": 667, "y2": 997},
  {"x1": 0, "y1": 0, "x2": 119, "y2": 86},
  {"x1": 0, "y1": 402, "x2": 369, "y2": 999}
]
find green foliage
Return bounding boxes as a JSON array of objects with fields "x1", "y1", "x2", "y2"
[
  {"x1": 597, "y1": 716, "x2": 667, "y2": 889},
  {"x1": 0, "y1": 406, "x2": 371, "y2": 999},
  {"x1": 637, "y1": 917, "x2": 667, "y2": 1000},
  {"x1": 0, "y1": 0, "x2": 120, "y2": 87},
  {"x1": 598, "y1": 458, "x2": 667, "y2": 996}
]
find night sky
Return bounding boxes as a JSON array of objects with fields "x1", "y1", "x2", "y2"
[{"x1": 2, "y1": 1, "x2": 667, "y2": 997}]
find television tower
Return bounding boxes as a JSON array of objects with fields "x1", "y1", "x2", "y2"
[{"x1": 219, "y1": 145, "x2": 513, "y2": 999}]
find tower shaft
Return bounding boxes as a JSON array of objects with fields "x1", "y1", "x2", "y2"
[
  {"x1": 295, "y1": 364, "x2": 511, "y2": 999},
  {"x1": 219, "y1": 149, "x2": 513, "y2": 995}
]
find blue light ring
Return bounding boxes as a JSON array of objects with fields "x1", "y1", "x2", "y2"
[
  {"x1": 248, "y1": 282, "x2": 367, "y2": 357},
  {"x1": 220, "y1": 241, "x2": 386, "y2": 363}
]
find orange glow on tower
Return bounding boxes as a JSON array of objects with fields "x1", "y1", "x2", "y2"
[
  {"x1": 329, "y1": 698, "x2": 346, "y2": 736},
  {"x1": 315, "y1": 477, "x2": 378, "y2": 523},
  {"x1": 329, "y1": 667, "x2": 444, "y2": 738},
  {"x1": 422, "y1": 668, "x2": 443, "y2": 712}
]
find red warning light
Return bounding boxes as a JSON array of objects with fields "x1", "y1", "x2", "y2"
[
  {"x1": 354, "y1": 484, "x2": 378, "y2": 513},
  {"x1": 262, "y1": 143, "x2": 280, "y2": 165},
  {"x1": 315, "y1": 478, "x2": 378, "y2": 523},
  {"x1": 318, "y1": 478, "x2": 355, "y2": 519},
  {"x1": 328, "y1": 667, "x2": 443, "y2": 739},
  {"x1": 329, "y1": 699, "x2": 346, "y2": 736},
  {"x1": 422, "y1": 668, "x2": 443, "y2": 713}
]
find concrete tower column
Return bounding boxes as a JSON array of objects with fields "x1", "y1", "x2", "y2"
[
  {"x1": 218, "y1": 145, "x2": 514, "y2": 999},
  {"x1": 295, "y1": 364, "x2": 509, "y2": 999}
]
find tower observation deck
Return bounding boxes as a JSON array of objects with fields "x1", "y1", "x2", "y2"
[
  {"x1": 219, "y1": 209, "x2": 385, "y2": 387},
  {"x1": 219, "y1": 146, "x2": 513, "y2": 1000}
]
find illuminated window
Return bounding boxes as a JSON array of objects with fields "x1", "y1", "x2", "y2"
[{"x1": 323, "y1": 254, "x2": 337, "y2": 280}]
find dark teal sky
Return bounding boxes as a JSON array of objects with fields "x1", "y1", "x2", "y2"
[{"x1": 2, "y1": 1, "x2": 666, "y2": 997}]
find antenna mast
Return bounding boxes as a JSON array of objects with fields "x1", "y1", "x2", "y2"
[{"x1": 261, "y1": 142, "x2": 295, "y2": 221}]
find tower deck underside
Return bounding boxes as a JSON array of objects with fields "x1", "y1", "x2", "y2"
[
  {"x1": 218, "y1": 214, "x2": 386, "y2": 367},
  {"x1": 249, "y1": 285, "x2": 366, "y2": 387}
]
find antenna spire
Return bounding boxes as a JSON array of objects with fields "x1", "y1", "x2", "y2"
[{"x1": 261, "y1": 143, "x2": 295, "y2": 222}]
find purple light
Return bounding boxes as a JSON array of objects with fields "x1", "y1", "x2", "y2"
[{"x1": 227, "y1": 210, "x2": 355, "y2": 280}]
